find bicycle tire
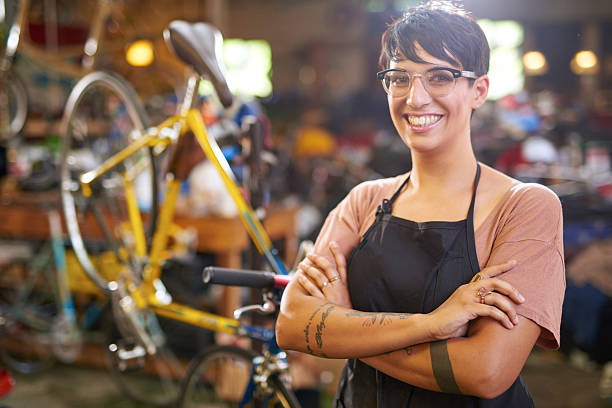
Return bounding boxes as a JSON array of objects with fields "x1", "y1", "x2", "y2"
[
  {"x1": 0, "y1": 70, "x2": 28, "y2": 141},
  {"x1": 267, "y1": 372, "x2": 302, "y2": 408},
  {"x1": 0, "y1": 250, "x2": 57, "y2": 374},
  {"x1": 60, "y1": 71, "x2": 158, "y2": 293},
  {"x1": 179, "y1": 345, "x2": 301, "y2": 408},
  {"x1": 105, "y1": 311, "x2": 185, "y2": 407}
]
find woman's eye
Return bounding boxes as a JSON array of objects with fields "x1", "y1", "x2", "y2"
[
  {"x1": 429, "y1": 72, "x2": 454, "y2": 83},
  {"x1": 390, "y1": 75, "x2": 410, "y2": 86}
]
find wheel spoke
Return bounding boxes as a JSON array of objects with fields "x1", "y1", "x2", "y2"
[
  {"x1": 0, "y1": 249, "x2": 58, "y2": 374},
  {"x1": 60, "y1": 72, "x2": 157, "y2": 292}
]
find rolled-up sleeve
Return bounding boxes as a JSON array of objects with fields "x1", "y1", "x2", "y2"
[{"x1": 486, "y1": 184, "x2": 565, "y2": 349}]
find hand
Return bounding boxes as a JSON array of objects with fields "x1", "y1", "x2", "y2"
[
  {"x1": 428, "y1": 260, "x2": 524, "y2": 340},
  {"x1": 296, "y1": 241, "x2": 352, "y2": 308}
]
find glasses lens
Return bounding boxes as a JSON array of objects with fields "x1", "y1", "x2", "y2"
[
  {"x1": 425, "y1": 69, "x2": 455, "y2": 96},
  {"x1": 382, "y1": 71, "x2": 410, "y2": 96}
]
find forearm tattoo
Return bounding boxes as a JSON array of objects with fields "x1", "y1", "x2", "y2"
[
  {"x1": 345, "y1": 311, "x2": 413, "y2": 327},
  {"x1": 315, "y1": 305, "x2": 335, "y2": 351},
  {"x1": 430, "y1": 340, "x2": 462, "y2": 394},
  {"x1": 303, "y1": 308, "x2": 413, "y2": 357},
  {"x1": 304, "y1": 302, "x2": 331, "y2": 356},
  {"x1": 384, "y1": 346, "x2": 413, "y2": 356}
]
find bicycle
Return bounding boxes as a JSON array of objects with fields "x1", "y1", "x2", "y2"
[
  {"x1": 0, "y1": 0, "x2": 28, "y2": 140},
  {"x1": 60, "y1": 20, "x2": 299, "y2": 407},
  {"x1": 0, "y1": 0, "x2": 127, "y2": 141},
  {"x1": 179, "y1": 266, "x2": 300, "y2": 408},
  {"x1": 0, "y1": 210, "x2": 107, "y2": 374},
  {"x1": 0, "y1": 0, "x2": 180, "y2": 144}
]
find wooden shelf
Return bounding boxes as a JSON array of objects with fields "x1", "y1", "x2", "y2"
[
  {"x1": 22, "y1": 119, "x2": 111, "y2": 138},
  {"x1": 0, "y1": 186, "x2": 298, "y2": 317},
  {"x1": 0, "y1": 191, "x2": 297, "y2": 261}
]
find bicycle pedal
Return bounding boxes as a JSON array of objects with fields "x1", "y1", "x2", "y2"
[
  {"x1": 108, "y1": 342, "x2": 146, "y2": 372},
  {"x1": 51, "y1": 315, "x2": 83, "y2": 364}
]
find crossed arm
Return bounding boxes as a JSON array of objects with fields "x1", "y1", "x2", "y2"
[
  {"x1": 276, "y1": 245, "x2": 540, "y2": 399},
  {"x1": 359, "y1": 315, "x2": 540, "y2": 398},
  {"x1": 278, "y1": 287, "x2": 434, "y2": 358}
]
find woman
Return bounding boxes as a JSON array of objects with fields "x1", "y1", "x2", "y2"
[{"x1": 276, "y1": 1, "x2": 565, "y2": 407}]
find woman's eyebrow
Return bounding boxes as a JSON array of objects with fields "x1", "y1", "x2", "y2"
[
  {"x1": 403, "y1": 59, "x2": 457, "y2": 70},
  {"x1": 424, "y1": 65, "x2": 456, "y2": 71},
  {"x1": 389, "y1": 61, "x2": 458, "y2": 72}
]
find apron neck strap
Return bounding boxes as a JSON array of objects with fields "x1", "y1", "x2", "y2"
[
  {"x1": 377, "y1": 174, "x2": 411, "y2": 215},
  {"x1": 466, "y1": 163, "x2": 481, "y2": 223},
  {"x1": 377, "y1": 163, "x2": 482, "y2": 217}
]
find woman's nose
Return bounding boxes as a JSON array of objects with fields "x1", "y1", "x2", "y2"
[{"x1": 406, "y1": 76, "x2": 432, "y2": 107}]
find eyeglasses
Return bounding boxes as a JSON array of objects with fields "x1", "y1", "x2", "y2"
[{"x1": 376, "y1": 67, "x2": 478, "y2": 98}]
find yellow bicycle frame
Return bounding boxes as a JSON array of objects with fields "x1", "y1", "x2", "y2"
[{"x1": 77, "y1": 107, "x2": 284, "y2": 334}]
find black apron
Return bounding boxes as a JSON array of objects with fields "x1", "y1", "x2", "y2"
[{"x1": 333, "y1": 164, "x2": 533, "y2": 407}]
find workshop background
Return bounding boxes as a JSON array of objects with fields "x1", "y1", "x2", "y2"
[{"x1": 0, "y1": 0, "x2": 611, "y2": 407}]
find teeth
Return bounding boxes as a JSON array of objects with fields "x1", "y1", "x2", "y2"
[{"x1": 407, "y1": 115, "x2": 441, "y2": 127}]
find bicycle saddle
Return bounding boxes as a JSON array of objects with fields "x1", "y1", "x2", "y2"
[{"x1": 164, "y1": 21, "x2": 234, "y2": 108}]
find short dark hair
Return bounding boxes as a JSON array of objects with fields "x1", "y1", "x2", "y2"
[{"x1": 379, "y1": 1, "x2": 490, "y2": 77}]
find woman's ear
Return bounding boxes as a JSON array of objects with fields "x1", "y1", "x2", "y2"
[{"x1": 471, "y1": 75, "x2": 489, "y2": 109}]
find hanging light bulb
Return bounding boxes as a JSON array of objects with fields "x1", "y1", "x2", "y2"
[
  {"x1": 126, "y1": 40, "x2": 154, "y2": 67},
  {"x1": 575, "y1": 51, "x2": 597, "y2": 69},
  {"x1": 570, "y1": 50, "x2": 599, "y2": 75},
  {"x1": 522, "y1": 51, "x2": 548, "y2": 76}
]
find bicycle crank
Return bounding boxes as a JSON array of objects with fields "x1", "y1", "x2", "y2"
[
  {"x1": 51, "y1": 314, "x2": 83, "y2": 364},
  {"x1": 109, "y1": 279, "x2": 162, "y2": 357}
]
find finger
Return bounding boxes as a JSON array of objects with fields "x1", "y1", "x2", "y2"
[
  {"x1": 306, "y1": 253, "x2": 331, "y2": 271},
  {"x1": 299, "y1": 260, "x2": 314, "y2": 275},
  {"x1": 470, "y1": 272, "x2": 484, "y2": 283},
  {"x1": 476, "y1": 260, "x2": 517, "y2": 281},
  {"x1": 296, "y1": 273, "x2": 324, "y2": 299},
  {"x1": 482, "y1": 292, "x2": 519, "y2": 325},
  {"x1": 329, "y1": 242, "x2": 347, "y2": 282},
  {"x1": 298, "y1": 257, "x2": 314, "y2": 270},
  {"x1": 473, "y1": 260, "x2": 517, "y2": 282},
  {"x1": 484, "y1": 278, "x2": 525, "y2": 303},
  {"x1": 475, "y1": 304, "x2": 515, "y2": 329},
  {"x1": 306, "y1": 253, "x2": 338, "y2": 282},
  {"x1": 297, "y1": 258, "x2": 319, "y2": 278},
  {"x1": 300, "y1": 263, "x2": 330, "y2": 289}
]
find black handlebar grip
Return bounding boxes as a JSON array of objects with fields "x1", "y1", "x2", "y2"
[{"x1": 203, "y1": 267, "x2": 291, "y2": 289}]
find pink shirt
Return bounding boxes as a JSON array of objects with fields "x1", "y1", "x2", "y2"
[{"x1": 312, "y1": 174, "x2": 566, "y2": 349}]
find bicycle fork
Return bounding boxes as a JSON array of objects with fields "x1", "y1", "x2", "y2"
[
  {"x1": 48, "y1": 210, "x2": 83, "y2": 363},
  {"x1": 240, "y1": 350, "x2": 291, "y2": 408}
]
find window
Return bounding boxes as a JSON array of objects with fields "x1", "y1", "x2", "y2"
[
  {"x1": 199, "y1": 39, "x2": 273, "y2": 99},
  {"x1": 478, "y1": 19, "x2": 525, "y2": 100}
]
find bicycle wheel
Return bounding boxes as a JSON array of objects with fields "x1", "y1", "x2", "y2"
[
  {"x1": 0, "y1": 71, "x2": 28, "y2": 141},
  {"x1": 60, "y1": 71, "x2": 158, "y2": 293},
  {"x1": 105, "y1": 294, "x2": 185, "y2": 407},
  {"x1": 0, "y1": 246, "x2": 57, "y2": 374},
  {"x1": 267, "y1": 373, "x2": 302, "y2": 408},
  {"x1": 179, "y1": 345, "x2": 301, "y2": 408}
]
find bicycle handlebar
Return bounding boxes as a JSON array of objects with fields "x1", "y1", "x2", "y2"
[{"x1": 203, "y1": 267, "x2": 291, "y2": 289}]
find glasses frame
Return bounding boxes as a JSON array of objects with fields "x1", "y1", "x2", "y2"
[{"x1": 376, "y1": 67, "x2": 478, "y2": 98}]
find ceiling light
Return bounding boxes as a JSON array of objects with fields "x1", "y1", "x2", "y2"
[
  {"x1": 126, "y1": 40, "x2": 154, "y2": 67},
  {"x1": 522, "y1": 51, "x2": 547, "y2": 76},
  {"x1": 571, "y1": 50, "x2": 599, "y2": 75}
]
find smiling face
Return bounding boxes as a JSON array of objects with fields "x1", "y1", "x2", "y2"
[{"x1": 387, "y1": 45, "x2": 488, "y2": 156}]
